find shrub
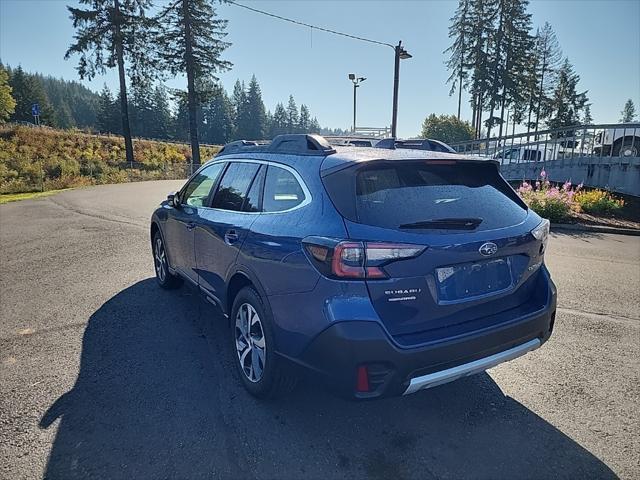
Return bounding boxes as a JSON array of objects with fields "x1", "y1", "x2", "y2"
[
  {"x1": 517, "y1": 171, "x2": 577, "y2": 223},
  {"x1": 575, "y1": 189, "x2": 624, "y2": 214},
  {"x1": 0, "y1": 125, "x2": 220, "y2": 193}
]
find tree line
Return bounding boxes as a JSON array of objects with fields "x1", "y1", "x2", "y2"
[
  {"x1": 446, "y1": 0, "x2": 591, "y2": 140},
  {"x1": 0, "y1": 61, "x2": 334, "y2": 145},
  {"x1": 97, "y1": 75, "x2": 328, "y2": 144},
  {"x1": 0, "y1": 64, "x2": 99, "y2": 128}
]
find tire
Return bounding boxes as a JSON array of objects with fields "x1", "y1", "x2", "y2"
[
  {"x1": 230, "y1": 286, "x2": 296, "y2": 399},
  {"x1": 152, "y1": 231, "x2": 183, "y2": 290},
  {"x1": 613, "y1": 137, "x2": 639, "y2": 157}
]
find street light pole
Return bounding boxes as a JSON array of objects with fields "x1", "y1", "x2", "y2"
[
  {"x1": 391, "y1": 41, "x2": 411, "y2": 138},
  {"x1": 348, "y1": 74, "x2": 366, "y2": 134},
  {"x1": 353, "y1": 81, "x2": 357, "y2": 133}
]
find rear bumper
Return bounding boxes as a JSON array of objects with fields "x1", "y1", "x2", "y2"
[{"x1": 296, "y1": 277, "x2": 557, "y2": 399}]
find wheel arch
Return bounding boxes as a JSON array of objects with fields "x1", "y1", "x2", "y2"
[
  {"x1": 150, "y1": 219, "x2": 175, "y2": 273},
  {"x1": 225, "y1": 267, "x2": 272, "y2": 320}
]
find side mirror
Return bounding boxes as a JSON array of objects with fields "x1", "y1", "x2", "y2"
[{"x1": 167, "y1": 192, "x2": 180, "y2": 208}]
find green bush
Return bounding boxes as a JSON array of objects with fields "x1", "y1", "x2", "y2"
[{"x1": 574, "y1": 189, "x2": 624, "y2": 214}]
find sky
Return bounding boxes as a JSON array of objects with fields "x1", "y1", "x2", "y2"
[{"x1": 1, "y1": 0, "x2": 639, "y2": 138}]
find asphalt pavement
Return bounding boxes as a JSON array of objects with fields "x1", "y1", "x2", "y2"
[{"x1": 1, "y1": 181, "x2": 639, "y2": 480}]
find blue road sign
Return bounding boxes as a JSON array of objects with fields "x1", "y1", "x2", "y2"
[{"x1": 31, "y1": 103, "x2": 40, "y2": 116}]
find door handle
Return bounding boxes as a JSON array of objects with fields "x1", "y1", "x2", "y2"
[
  {"x1": 186, "y1": 222, "x2": 196, "y2": 231},
  {"x1": 224, "y1": 230, "x2": 239, "y2": 245}
]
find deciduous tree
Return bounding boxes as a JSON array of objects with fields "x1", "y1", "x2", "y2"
[
  {"x1": 0, "y1": 65, "x2": 16, "y2": 123},
  {"x1": 421, "y1": 114, "x2": 474, "y2": 144}
]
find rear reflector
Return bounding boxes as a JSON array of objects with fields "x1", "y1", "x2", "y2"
[{"x1": 356, "y1": 365, "x2": 370, "y2": 392}]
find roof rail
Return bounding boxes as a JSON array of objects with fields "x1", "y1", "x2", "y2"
[{"x1": 216, "y1": 134, "x2": 336, "y2": 157}]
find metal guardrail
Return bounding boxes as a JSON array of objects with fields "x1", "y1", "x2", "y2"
[{"x1": 449, "y1": 123, "x2": 640, "y2": 165}]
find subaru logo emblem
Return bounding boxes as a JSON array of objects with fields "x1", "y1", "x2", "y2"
[{"x1": 479, "y1": 242, "x2": 498, "y2": 256}]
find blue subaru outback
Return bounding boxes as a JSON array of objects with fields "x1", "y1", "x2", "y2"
[{"x1": 150, "y1": 134, "x2": 557, "y2": 399}]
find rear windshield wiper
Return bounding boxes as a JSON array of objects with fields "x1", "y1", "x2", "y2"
[{"x1": 399, "y1": 218, "x2": 483, "y2": 230}]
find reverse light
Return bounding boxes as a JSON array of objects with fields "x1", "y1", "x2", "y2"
[
  {"x1": 303, "y1": 238, "x2": 426, "y2": 280},
  {"x1": 531, "y1": 219, "x2": 550, "y2": 255},
  {"x1": 531, "y1": 219, "x2": 550, "y2": 242}
]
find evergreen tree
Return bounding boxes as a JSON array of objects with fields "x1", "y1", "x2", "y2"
[
  {"x1": 7, "y1": 66, "x2": 54, "y2": 124},
  {"x1": 620, "y1": 99, "x2": 637, "y2": 122},
  {"x1": 583, "y1": 104, "x2": 593, "y2": 124},
  {"x1": 97, "y1": 85, "x2": 121, "y2": 134},
  {"x1": 546, "y1": 58, "x2": 588, "y2": 135},
  {"x1": 309, "y1": 117, "x2": 321, "y2": 133},
  {"x1": 232, "y1": 80, "x2": 250, "y2": 139},
  {"x1": 264, "y1": 110, "x2": 273, "y2": 138},
  {"x1": 286, "y1": 95, "x2": 299, "y2": 133},
  {"x1": 66, "y1": 0, "x2": 152, "y2": 164},
  {"x1": 483, "y1": 0, "x2": 532, "y2": 138},
  {"x1": 466, "y1": 0, "x2": 497, "y2": 137},
  {"x1": 0, "y1": 64, "x2": 16, "y2": 123},
  {"x1": 154, "y1": 0, "x2": 232, "y2": 167},
  {"x1": 532, "y1": 22, "x2": 562, "y2": 133},
  {"x1": 445, "y1": 0, "x2": 473, "y2": 120},
  {"x1": 130, "y1": 79, "x2": 155, "y2": 137},
  {"x1": 299, "y1": 104, "x2": 311, "y2": 133},
  {"x1": 173, "y1": 92, "x2": 190, "y2": 142},
  {"x1": 270, "y1": 103, "x2": 288, "y2": 137},
  {"x1": 202, "y1": 85, "x2": 234, "y2": 144},
  {"x1": 494, "y1": 0, "x2": 532, "y2": 138},
  {"x1": 244, "y1": 75, "x2": 267, "y2": 140},
  {"x1": 150, "y1": 85, "x2": 173, "y2": 139}
]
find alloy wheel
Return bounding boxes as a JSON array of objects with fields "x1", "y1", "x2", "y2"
[
  {"x1": 235, "y1": 302, "x2": 266, "y2": 383},
  {"x1": 154, "y1": 236, "x2": 167, "y2": 283}
]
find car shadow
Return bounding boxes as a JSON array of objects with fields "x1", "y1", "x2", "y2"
[{"x1": 40, "y1": 279, "x2": 617, "y2": 479}]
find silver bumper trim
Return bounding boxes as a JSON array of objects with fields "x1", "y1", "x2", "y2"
[{"x1": 403, "y1": 338, "x2": 541, "y2": 395}]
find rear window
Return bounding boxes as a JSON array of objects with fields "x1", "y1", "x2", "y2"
[{"x1": 324, "y1": 161, "x2": 527, "y2": 232}]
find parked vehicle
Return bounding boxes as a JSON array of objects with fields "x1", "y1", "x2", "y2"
[
  {"x1": 150, "y1": 134, "x2": 557, "y2": 399},
  {"x1": 493, "y1": 145, "x2": 553, "y2": 163},
  {"x1": 376, "y1": 137, "x2": 456, "y2": 153},
  {"x1": 324, "y1": 137, "x2": 379, "y2": 147},
  {"x1": 593, "y1": 125, "x2": 640, "y2": 157}
]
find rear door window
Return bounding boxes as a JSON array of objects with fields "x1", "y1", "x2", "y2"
[
  {"x1": 262, "y1": 166, "x2": 306, "y2": 212},
  {"x1": 211, "y1": 162, "x2": 260, "y2": 211}
]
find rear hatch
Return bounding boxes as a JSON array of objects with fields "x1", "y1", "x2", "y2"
[{"x1": 322, "y1": 158, "x2": 546, "y2": 344}]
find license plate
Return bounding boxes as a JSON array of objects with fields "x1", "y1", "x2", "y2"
[{"x1": 435, "y1": 257, "x2": 513, "y2": 302}]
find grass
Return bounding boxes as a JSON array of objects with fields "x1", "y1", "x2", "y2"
[{"x1": 0, "y1": 188, "x2": 71, "y2": 204}]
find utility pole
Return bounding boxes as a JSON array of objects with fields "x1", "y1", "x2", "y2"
[
  {"x1": 391, "y1": 41, "x2": 411, "y2": 138},
  {"x1": 348, "y1": 74, "x2": 366, "y2": 133}
]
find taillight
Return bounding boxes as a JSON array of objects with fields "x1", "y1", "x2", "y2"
[{"x1": 303, "y1": 237, "x2": 425, "y2": 279}]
